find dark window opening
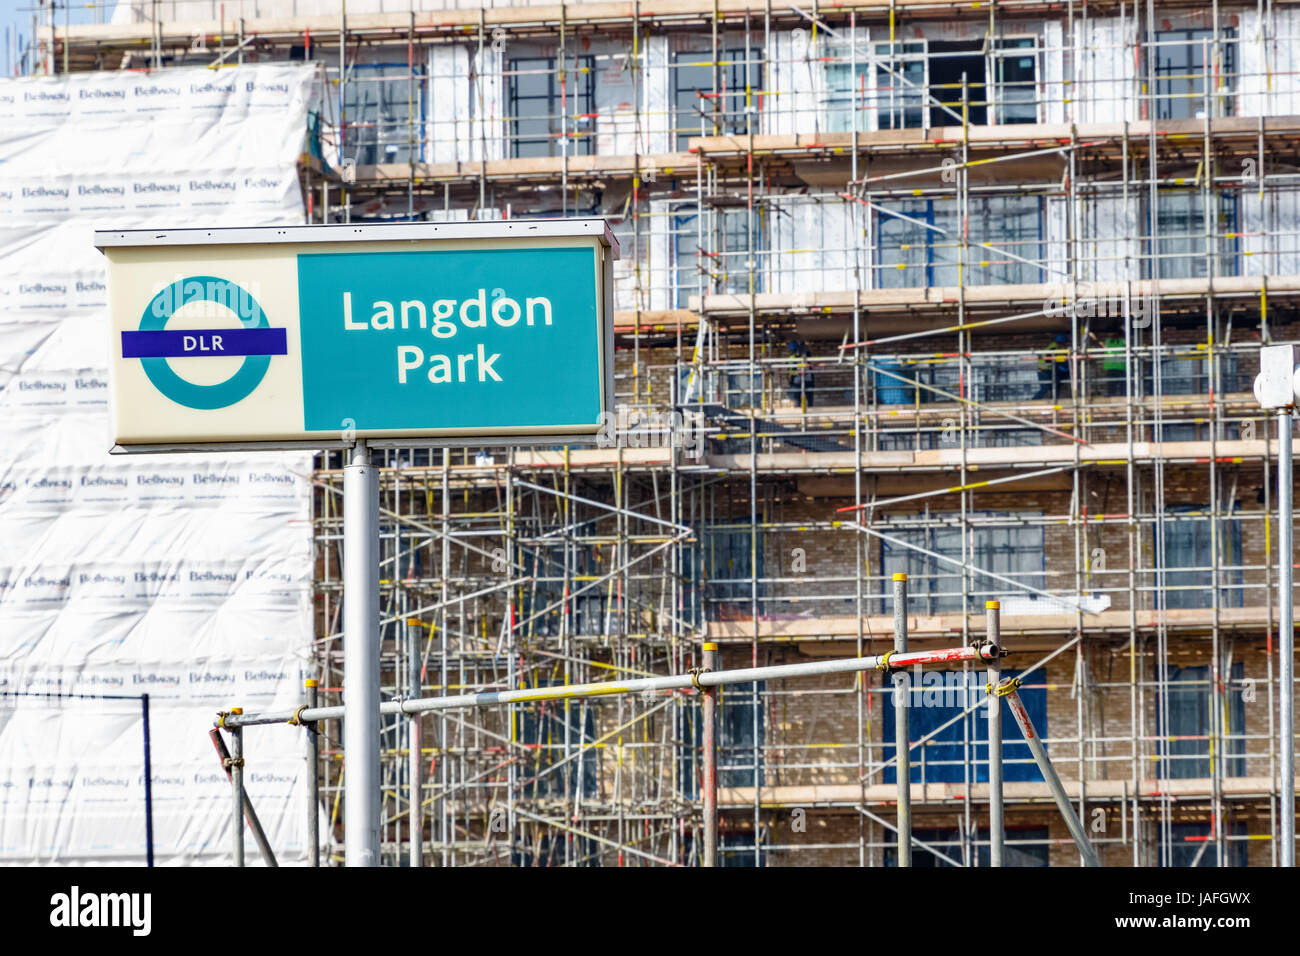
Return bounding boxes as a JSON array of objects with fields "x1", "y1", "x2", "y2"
[
  {"x1": 1158, "y1": 663, "x2": 1246, "y2": 779},
  {"x1": 883, "y1": 825, "x2": 1050, "y2": 867},
  {"x1": 927, "y1": 40, "x2": 987, "y2": 127}
]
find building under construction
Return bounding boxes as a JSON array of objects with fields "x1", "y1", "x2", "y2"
[{"x1": 37, "y1": 0, "x2": 1300, "y2": 866}]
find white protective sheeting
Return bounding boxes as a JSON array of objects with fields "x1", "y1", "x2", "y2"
[
  {"x1": 769, "y1": 193, "x2": 863, "y2": 295},
  {"x1": 0, "y1": 64, "x2": 318, "y2": 866},
  {"x1": 1072, "y1": 17, "x2": 1139, "y2": 124},
  {"x1": 1240, "y1": 8, "x2": 1300, "y2": 117}
]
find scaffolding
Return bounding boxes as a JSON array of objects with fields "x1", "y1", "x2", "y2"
[{"x1": 37, "y1": 0, "x2": 1300, "y2": 866}]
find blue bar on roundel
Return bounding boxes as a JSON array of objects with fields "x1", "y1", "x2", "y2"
[{"x1": 121, "y1": 328, "x2": 288, "y2": 358}]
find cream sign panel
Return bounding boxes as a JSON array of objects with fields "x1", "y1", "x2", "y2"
[{"x1": 98, "y1": 222, "x2": 618, "y2": 448}]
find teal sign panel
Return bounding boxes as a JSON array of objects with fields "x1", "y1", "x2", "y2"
[{"x1": 297, "y1": 246, "x2": 604, "y2": 434}]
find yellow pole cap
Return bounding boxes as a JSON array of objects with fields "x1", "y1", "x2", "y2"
[
  {"x1": 985, "y1": 600, "x2": 1000, "y2": 610},
  {"x1": 305, "y1": 679, "x2": 319, "y2": 688},
  {"x1": 231, "y1": 707, "x2": 243, "y2": 715},
  {"x1": 892, "y1": 572, "x2": 908, "y2": 582},
  {"x1": 702, "y1": 642, "x2": 719, "y2": 651}
]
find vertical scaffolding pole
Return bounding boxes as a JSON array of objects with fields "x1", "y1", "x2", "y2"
[
  {"x1": 893, "y1": 572, "x2": 911, "y2": 867},
  {"x1": 231, "y1": 720, "x2": 245, "y2": 868},
  {"x1": 408, "y1": 614, "x2": 423, "y2": 868},
  {"x1": 1280, "y1": 408, "x2": 1295, "y2": 868},
  {"x1": 702, "y1": 641, "x2": 719, "y2": 868},
  {"x1": 986, "y1": 601, "x2": 1003, "y2": 867},
  {"x1": 344, "y1": 440, "x2": 380, "y2": 867},
  {"x1": 306, "y1": 678, "x2": 320, "y2": 867},
  {"x1": 1000, "y1": 679, "x2": 1100, "y2": 867}
]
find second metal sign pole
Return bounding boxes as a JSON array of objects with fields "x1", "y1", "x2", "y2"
[{"x1": 345, "y1": 439, "x2": 381, "y2": 866}]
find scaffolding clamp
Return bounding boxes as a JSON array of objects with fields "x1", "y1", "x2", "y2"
[
  {"x1": 688, "y1": 666, "x2": 710, "y2": 693},
  {"x1": 222, "y1": 756, "x2": 244, "y2": 770},
  {"x1": 287, "y1": 705, "x2": 309, "y2": 726},
  {"x1": 216, "y1": 710, "x2": 231, "y2": 729},
  {"x1": 876, "y1": 650, "x2": 897, "y2": 671},
  {"x1": 989, "y1": 677, "x2": 1021, "y2": 698}
]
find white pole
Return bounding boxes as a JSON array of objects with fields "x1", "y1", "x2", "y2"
[
  {"x1": 344, "y1": 440, "x2": 380, "y2": 867},
  {"x1": 1280, "y1": 410, "x2": 1295, "y2": 868},
  {"x1": 893, "y1": 572, "x2": 911, "y2": 867},
  {"x1": 225, "y1": 643, "x2": 1002, "y2": 727}
]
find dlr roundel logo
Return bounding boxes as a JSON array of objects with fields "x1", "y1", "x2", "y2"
[{"x1": 120, "y1": 276, "x2": 287, "y2": 410}]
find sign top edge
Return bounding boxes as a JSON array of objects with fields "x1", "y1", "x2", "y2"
[{"x1": 93, "y1": 218, "x2": 619, "y2": 257}]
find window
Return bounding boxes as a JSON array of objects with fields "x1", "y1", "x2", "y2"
[
  {"x1": 720, "y1": 829, "x2": 767, "y2": 867},
  {"x1": 870, "y1": 355, "x2": 1043, "y2": 409},
  {"x1": 927, "y1": 40, "x2": 988, "y2": 127},
  {"x1": 679, "y1": 681, "x2": 766, "y2": 797},
  {"x1": 877, "y1": 428, "x2": 1043, "y2": 450},
  {"x1": 873, "y1": 41, "x2": 927, "y2": 130},
  {"x1": 883, "y1": 826, "x2": 1050, "y2": 867},
  {"x1": 1159, "y1": 822, "x2": 1248, "y2": 867},
  {"x1": 673, "y1": 47, "x2": 762, "y2": 149},
  {"x1": 721, "y1": 683, "x2": 765, "y2": 788},
  {"x1": 1153, "y1": 29, "x2": 1236, "y2": 120},
  {"x1": 507, "y1": 55, "x2": 595, "y2": 158},
  {"x1": 824, "y1": 55, "x2": 868, "y2": 133},
  {"x1": 876, "y1": 195, "x2": 1043, "y2": 288},
  {"x1": 681, "y1": 524, "x2": 766, "y2": 626},
  {"x1": 1158, "y1": 664, "x2": 1246, "y2": 780},
  {"x1": 518, "y1": 695, "x2": 599, "y2": 799},
  {"x1": 832, "y1": 38, "x2": 1031, "y2": 130},
  {"x1": 1147, "y1": 349, "x2": 1240, "y2": 397},
  {"x1": 993, "y1": 37, "x2": 1038, "y2": 124},
  {"x1": 674, "y1": 207, "x2": 764, "y2": 308},
  {"x1": 881, "y1": 668, "x2": 1047, "y2": 784},
  {"x1": 520, "y1": 544, "x2": 607, "y2": 636},
  {"x1": 341, "y1": 63, "x2": 426, "y2": 166},
  {"x1": 1158, "y1": 506, "x2": 1244, "y2": 610},
  {"x1": 1151, "y1": 190, "x2": 1238, "y2": 279},
  {"x1": 879, "y1": 513, "x2": 1045, "y2": 613}
]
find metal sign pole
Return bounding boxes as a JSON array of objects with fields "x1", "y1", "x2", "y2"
[
  {"x1": 344, "y1": 440, "x2": 381, "y2": 867},
  {"x1": 1280, "y1": 410, "x2": 1295, "y2": 868}
]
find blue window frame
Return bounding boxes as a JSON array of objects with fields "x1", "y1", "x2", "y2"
[
  {"x1": 1151, "y1": 189, "x2": 1239, "y2": 279},
  {"x1": 679, "y1": 680, "x2": 766, "y2": 797},
  {"x1": 720, "y1": 829, "x2": 767, "y2": 867},
  {"x1": 1158, "y1": 506, "x2": 1244, "y2": 610},
  {"x1": 674, "y1": 208, "x2": 764, "y2": 308},
  {"x1": 876, "y1": 195, "x2": 1043, "y2": 288},
  {"x1": 1157, "y1": 663, "x2": 1246, "y2": 779},
  {"x1": 518, "y1": 694, "x2": 598, "y2": 799},
  {"x1": 879, "y1": 513, "x2": 1045, "y2": 614},
  {"x1": 1159, "y1": 821, "x2": 1247, "y2": 867},
  {"x1": 881, "y1": 668, "x2": 1047, "y2": 784}
]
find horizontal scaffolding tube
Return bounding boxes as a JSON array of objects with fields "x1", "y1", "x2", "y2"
[{"x1": 220, "y1": 643, "x2": 1000, "y2": 729}]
